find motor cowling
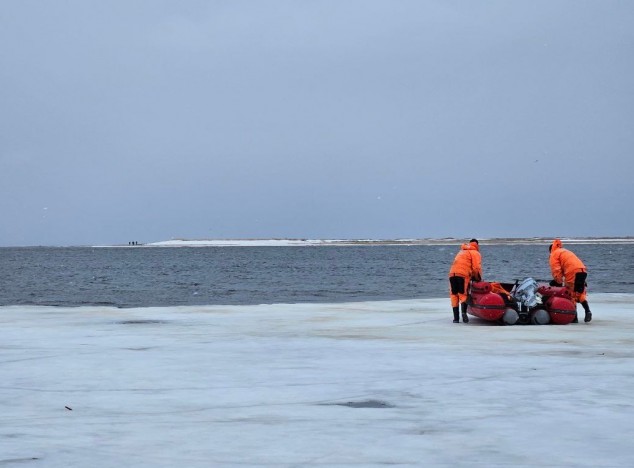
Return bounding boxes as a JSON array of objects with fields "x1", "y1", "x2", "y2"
[{"x1": 513, "y1": 278, "x2": 540, "y2": 308}]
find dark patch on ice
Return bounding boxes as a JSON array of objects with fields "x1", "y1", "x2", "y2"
[
  {"x1": 116, "y1": 320, "x2": 168, "y2": 325},
  {"x1": 324, "y1": 399, "x2": 395, "y2": 408},
  {"x1": 0, "y1": 458, "x2": 40, "y2": 465}
]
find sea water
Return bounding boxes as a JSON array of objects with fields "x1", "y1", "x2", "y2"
[{"x1": 1, "y1": 243, "x2": 633, "y2": 308}]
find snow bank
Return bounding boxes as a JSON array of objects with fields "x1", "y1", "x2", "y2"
[{"x1": 97, "y1": 237, "x2": 634, "y2": 247}]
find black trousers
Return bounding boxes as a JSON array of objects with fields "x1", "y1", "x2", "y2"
[
  {"x1": 574, "y1": 272, "x2": 587, "y2": 293},
  {"x1": 449, "y1": 275, "x2": 466, "y2": 295}
]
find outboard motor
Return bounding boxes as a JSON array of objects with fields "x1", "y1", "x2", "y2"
[
  {"x1": 513, "y1": 278, "x2": 539, "y2": 307},
  {"x1": 512, "y1": 278, "x2": 539, "y2": 324}
]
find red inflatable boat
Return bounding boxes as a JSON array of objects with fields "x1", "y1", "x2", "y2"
[
  {"x1": 467, "y1": 281, "x2": 510, "y2": 322},
  {"x1": 467, "y1": 279, "x2": 576, "y2": 325},
  {"x1": 536, "y1": 284, "x2": 577, "y2": 325}
]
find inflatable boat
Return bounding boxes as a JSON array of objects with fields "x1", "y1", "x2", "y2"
[{"x1": 467, "y1": 278, "x2": 576, "y2": 325}]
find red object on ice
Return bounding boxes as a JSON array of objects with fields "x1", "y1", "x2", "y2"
[
  {"x1": 467, "y1": 281, "x2": 507, "y2": 322},
  {"x1": 467, "y1": 281, "x2": 577, "y2": 325},
  {"x1": 538, "y1": 285, "x2": 577, "y2": 325},
  {"x1": 536, "y1": 285, "x2": 572, "y2": 300}
]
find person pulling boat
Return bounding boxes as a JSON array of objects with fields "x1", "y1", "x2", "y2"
[{"x1": 448, "y1": 239, "x2": 482, "y2": 323}]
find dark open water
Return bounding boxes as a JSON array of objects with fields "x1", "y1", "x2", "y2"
[{"x1": 1, "y1": 244, "x2": 632, "y2": 308}]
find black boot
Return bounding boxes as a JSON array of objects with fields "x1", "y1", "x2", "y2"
[
  {"x1": 582, "y1": 301, "x2": 592, "y2": 322},
  {"x1": 453, "y1": 307, "x2": 459, "y2": 323},
  {"x1": 572, "y1": 311, "x2": 578, "y2": 323},
  {"x1": 461, "y1": 303, "x2": 469, "y2": 323}
]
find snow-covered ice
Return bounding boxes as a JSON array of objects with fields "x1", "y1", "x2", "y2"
[
  {"x1": 2, "y1": 295, "x2": 634, "y2": 467},
  {"x1": 96, "y1": 237, "x2": 634, "y2": 248}
]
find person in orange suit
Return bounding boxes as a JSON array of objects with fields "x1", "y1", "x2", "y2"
[
  {"x1": 448, "y1": 239, "x2": 482, "y2": 323},
  {"x1": 549, "y1": 239, "x2": 592, "y2": 323}
]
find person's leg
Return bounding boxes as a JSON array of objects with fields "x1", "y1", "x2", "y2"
[
  {"x1": 456, "y1": 276, "x2": 469, "y2": 323},
  {"x1": 564, "y1": 271, "x2": 579, "y2": 322},
  {"x1": 450, "y1": 276, "x2": 465, "y2": 323},
  {"x1": 460, "y1": 302, "x2": 469, "y2": 323},
  {"x1": 581, "y1": 300, "x2": 592, "y2": 322},
  {"x1": 573, "y1": 271, "x2": 591, "y2": 322}
]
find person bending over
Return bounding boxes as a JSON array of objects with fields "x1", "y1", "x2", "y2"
[
  {"x1": 448, "y1": 239, "x2": 482, "y2": 323},
  {"x1": 549, "y1": 238, "x2": 592, "y2": 323}
]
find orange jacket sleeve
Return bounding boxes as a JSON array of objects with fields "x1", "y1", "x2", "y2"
[{"x1": 471, "y1": 250, "x2": 482, "y2": 280}]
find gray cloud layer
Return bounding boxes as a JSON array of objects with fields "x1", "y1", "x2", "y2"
[{"x1": 2, "y1": 1, "x2": 633, "y2": 246}]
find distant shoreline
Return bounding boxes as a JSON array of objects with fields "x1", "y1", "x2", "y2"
[{"x1": 95, "y1": 237, "x2": 634, "y2": 248}]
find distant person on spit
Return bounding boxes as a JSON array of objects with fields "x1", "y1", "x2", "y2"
[
  {"x1": 549, "y1": 239, "x2": 592, "y2": 323},
  {"x1": 448, "y1": 239, "x2": 482, "y2": 323}
]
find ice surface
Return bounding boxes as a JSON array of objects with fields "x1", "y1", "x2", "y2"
[{"x1": 2, "y1": 295, "x2": 634, "y2": 467}]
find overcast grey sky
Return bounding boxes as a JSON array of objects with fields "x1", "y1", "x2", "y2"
[{"x1": 1, "y1": 1, "x2": 633, "y2": 246}]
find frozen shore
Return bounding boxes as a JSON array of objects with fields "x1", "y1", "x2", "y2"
[
  {"x1": 2, "y1": 295, "x2": 634, "y2": 467},
  {"x1": 100, "y1": 237, "x2": 634, "y2": 247}
]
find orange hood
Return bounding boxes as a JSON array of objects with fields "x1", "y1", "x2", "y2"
[
  {"x1": 462, "y1": 241, "x2": 479, "y2": 252},
  {"x1": 550, "y1": 238, "x2": 562, "y2": 252}
]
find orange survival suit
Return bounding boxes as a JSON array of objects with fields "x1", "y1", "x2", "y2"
[
  {"x1": 448, "y1": 241, "x2": 482, "y2": 308},
  {"x1": 549, "y1": 239, "x2": 588, "y2": 303}
]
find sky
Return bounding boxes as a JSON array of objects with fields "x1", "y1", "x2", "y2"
[{"x1": 1, "y1": 1, "x2": 633, "y2": 246}]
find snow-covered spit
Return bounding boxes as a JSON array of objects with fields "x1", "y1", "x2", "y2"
[
  {"x1": 2, "y1": 295, "x2": 634, "y2": 467},
  {"x1": 100, "y1": 237, "x2": 634, "y2": 247}
]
